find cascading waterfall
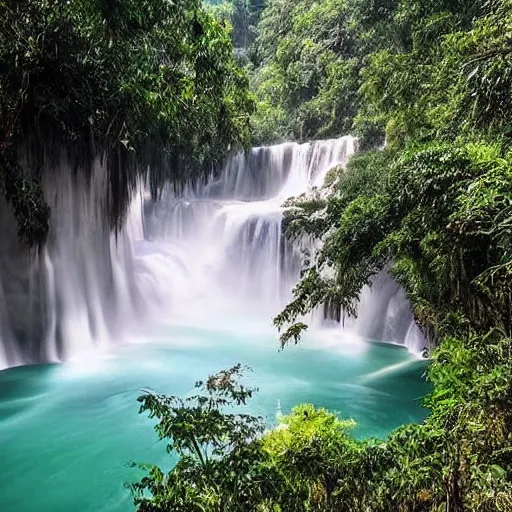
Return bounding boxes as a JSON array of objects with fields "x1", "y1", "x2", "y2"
[
  {"x1": 0, "y1": 136, "x2": 424, "y2": 369},
  {"x1": 0, "y1": 155, "x2": 141, "y2": 368},
  {"x1": 347, "y1": 272, "x2": 425, "y2": 353},
  {"x1": 141, "y1": 137, "x2": 356, "y2": 319},
  {"x1": 134, "y1": 135, "x2": 425, "y2": 351}
]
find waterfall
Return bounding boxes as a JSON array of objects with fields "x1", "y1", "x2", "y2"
[
  {"x1": 136, "y1": 135, "x2": 424, "y2": 351},
  {"x1": 345, "y1": 272, "x2": 426, "y2": 353},
  {"x1": 141, "y1": 137, "x2": 356, "y2": 320},
  {"x1": 0, "y1": 155, "x2": 141, "y2": 368},
  {"x1": 0, "y1": 136, "x2": 425, "y2": 369}
]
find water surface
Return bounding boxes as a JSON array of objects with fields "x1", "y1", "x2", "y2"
[{"x1": 0, "y1": 324, "x2": 429, "y2": 512}]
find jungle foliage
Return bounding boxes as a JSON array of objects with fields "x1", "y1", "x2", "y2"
[
  {"x1": 249, "y1": 0, "x2": 510, "y2": 146},
  {"x1": 132, "y1": 347, "x2": 512, "y2": 511},
  {"x1": 132, "y1": 0, "x2": 512, "y2": 510},
  {"x1": 206, "y1": 0, "x2": 265, "y2": 53},
  {"x1": 274, "y1": 0, "x2": 512, "y2": 347},
  {"x1": 0, "y1": 0, "x2": 254, "y2": 245},
  {"x1": 270, "y1": 0, "x2": 512, "y2": 509}
]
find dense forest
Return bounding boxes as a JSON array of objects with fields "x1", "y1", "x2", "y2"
[
  {"x1": 0, "y1": 0, "x2": 253, "y2": 246},
  {"x1": 1, "y1": 0, "x2": 512, "y2": 511}
]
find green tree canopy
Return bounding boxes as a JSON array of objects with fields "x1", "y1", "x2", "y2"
[{"x1": 0, "y1": 0, "x2": 254, "y2": 244}]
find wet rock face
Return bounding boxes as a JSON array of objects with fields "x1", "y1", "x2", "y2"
[{"x1": 0, "y1": 201, "x2": 42, "y2": 366}]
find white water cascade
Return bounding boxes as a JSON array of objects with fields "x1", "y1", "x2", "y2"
[
  {"x1": 0, "y1": 156, "x2": 141, "y2": 368},
  {"x1": 0, "y1": 137, "x2": 425, "y2": 370},
  {"x1": 126, "y1": 135, "x2": 425, "y2": 352},
  {"x1": 138, "y1": 137, "x2": 356, "y2": 324}
]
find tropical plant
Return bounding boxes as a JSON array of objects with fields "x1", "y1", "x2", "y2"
[{"x1": 128, "y1": 365, "x2": 269, "y2": 511}]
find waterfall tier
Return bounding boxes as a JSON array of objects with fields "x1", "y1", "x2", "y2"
[
  {"x1": 0, "y1": 158, "x2": 140, "y2": 368},
  {"x1": 0, "y1": 136, "x2": 424, "y2": 369}
]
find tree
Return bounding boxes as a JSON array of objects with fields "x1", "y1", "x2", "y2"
[
  {"x1": 128, "y1": 365, "x2": 269, "y2": 512},
  {"x1": 0, "y1": 0, "x2": 254, "y2": 245}
]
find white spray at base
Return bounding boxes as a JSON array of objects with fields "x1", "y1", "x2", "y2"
[
  {"x1": 0, "y1": 137, "x2": 424, "y2": 369},
  {"x1": 134, "y1": 136, "x2": 425, "y2": 352}
]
